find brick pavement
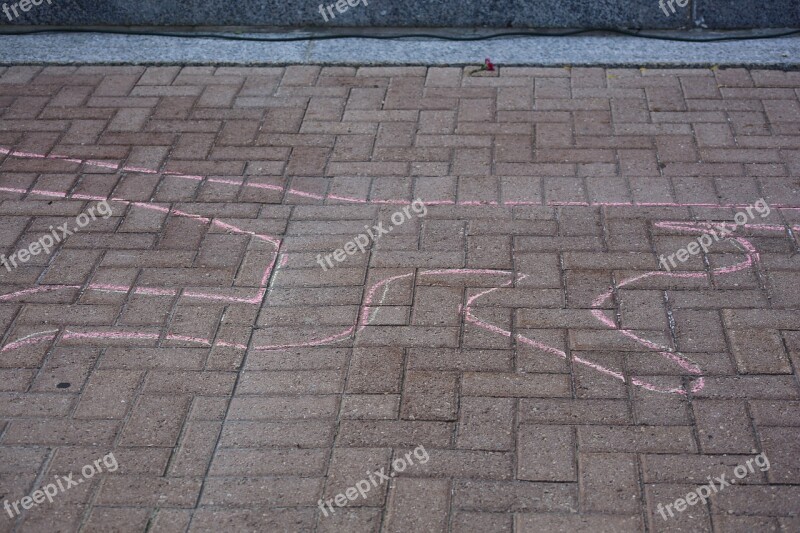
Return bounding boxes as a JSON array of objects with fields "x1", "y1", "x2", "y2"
[{"x1": 0, "y1": 65, "x2": 799, "y2": 532}]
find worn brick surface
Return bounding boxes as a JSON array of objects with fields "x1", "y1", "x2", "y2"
[{"x1": 0, "y1": 66, "x2": 798, "y2": 532}]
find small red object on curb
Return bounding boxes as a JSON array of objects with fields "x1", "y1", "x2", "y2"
[{"x1": 485, "y1": 58, "x2": 495, "y2": 71}]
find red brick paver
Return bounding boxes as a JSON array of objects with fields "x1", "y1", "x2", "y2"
[{"x1": 0, "y1": 65, "x2": 799, "y2": 532}]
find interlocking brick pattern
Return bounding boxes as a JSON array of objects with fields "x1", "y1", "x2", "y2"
[{"x1": 0, "y1": 65, "x2": 799, "y2": 532}]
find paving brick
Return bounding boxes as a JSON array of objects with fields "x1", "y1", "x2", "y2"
[
  {"x1": 201, "y1": 476, "x2": 322, "y2": 508},
  {"x1": 15, "y1": 504, "x2": 86, "y2": 532},
  {"x1": 641, "y1": 453, "x2": 768, "y2": 485},
  {"x1": 517, "y1": 424, "x2": 576, "y2": 482},
  {"x1": 73, "y1": 370, "x2": 142, "y2": 419},
  {"x1": 316, "y1": 508, "x2": 382, "y2": 532},
  {"x1": 406, "y1": 348, "x2": 512, "y2": 371},
  {"x1": 515, "y1": 513, "x2": 643, "y2": 532},
  {"x1": 2, "y1": 419, "x2": 119, "y2": 445},
  {"x1": 712, "y1": 486, "x2": 800, "y2": 516},
  {"x1": 95, "y1": 476, "x2": 202, "y2": 507},
  {"x1": 749, "y1": 400, "x2": 800, "y2": 426},
  {"x1": 569, "y1": 329, "x2": 671, "y2": 352},
  {"x1": 518, "y1": 399, "x2": 632, "y2": 424},
  {"x1": 209, "y1": 448, "x2": 328, "y2": 476},
  {"x1": 220, "y1": 420, "x2": 334, "y2": 448},
  {"x1": 83, "y1": 507, "x2": 152, "y2": 531},
  {"x1": 119, "y1": 394, "x2": 191, "y2": 447},
  {"x1": 355, "y1": 325, "x2": 460, "y2": 348},
  {"x1": 336, "y1": 421, "x2": 453, "y2": 448},
  {"x1": 462, "y1": 372, "x2": 571, "y2": 397},
  {"x1": 577, "y1": 426, "x2": 697, "y2": 453},
  {"x1": 400, "y1": 371, "x2": 458, "y2": 421},
  {"x1": 672, "y1": 309, "x2": 728, "y2": 352},
  {"x1": 0, "y1": 392, "x2": 74, "y2": 418},
  {"x1": 141, "y1": 372, "x2": 235, "y2": 396},
  {"x1": 339, "y1": 394, "x2": 398, "y2": 420},
  {"x1": 189, "y1": 508, "x2": 314, "y2": 532},
  {"x1": 713, "y1": 515, "x2": 781, "y2": 532},
  {"x1": 321, "y1": 447, "x2": 391, "y2": 507},
  {"x1": 579, "y1": 453, "x2": 641, "y2": 513},
  {"x1": 107, "y1": 108, "x2": 151, "y2": 132},
  {"x1": 759, "y1": 427, "x2": 800, "y2": 484},
  {"x1": 226, "y1": 395, "x2": 338, "y2": 421},
  {"x1": 237, "y1": 370, "x2": 343, "y2": 395},
  {"x1": 189, "y1": 397, "x2": 230, "y2": 421},
  {"x1": 727, "y1": 329, "x2": 793, "y2": 374},
  {"x1": 395, "y1": 448, "x2": 511, "y2": 480},
  {"x1": 384, "y1": 479, "x2": 449, "y2": 533},
  {"x1": 452, "y1": 512, "x2": 513, "y2": 533},
  {"x1": 633, "y1": 391, "x2": 692, "y2": 426},
  {"x1": 457, "y1": 396, "x2": 515, "y2": 451},
  {"x1": 692, "y1": 399, "x2": 758, "y2": 454},
  {"x1": 453, "y1": 480, "x2": 577, "y2": 512},
  {"x1": 345, "y1": 348, "x2": 403, "y2": 394},
  {"x1": 694, "y1": 376, "x2": 799, "y2": 399},
  {"x1": 50, "y1": 447, "x2": 169, "y2": 476}
]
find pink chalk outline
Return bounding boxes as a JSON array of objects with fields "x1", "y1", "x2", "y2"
[{"x1": 1, "y1": 146, "x2": 798, "y2": 395}]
